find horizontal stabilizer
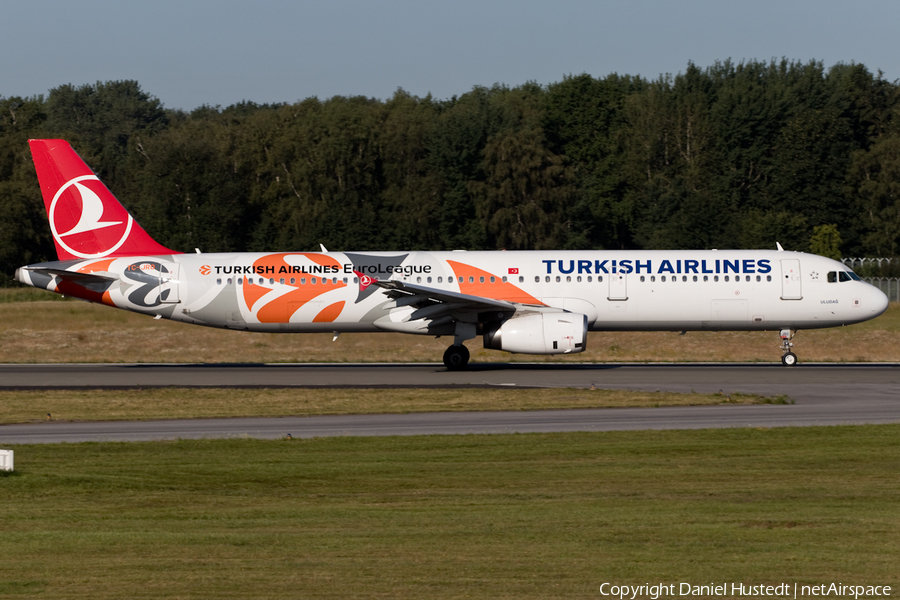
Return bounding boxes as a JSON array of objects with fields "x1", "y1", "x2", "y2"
[{"x1": 25, "y1": 267, "x2": 118, "y2": 294}]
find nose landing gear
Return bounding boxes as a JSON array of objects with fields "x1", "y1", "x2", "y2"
[{"x1": 780, "y1": 329, "x2": 798, "y2": 366}]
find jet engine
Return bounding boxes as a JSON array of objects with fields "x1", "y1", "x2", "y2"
[{"x1": 483, "y1": 312, "x2": 588, "y2": 355}]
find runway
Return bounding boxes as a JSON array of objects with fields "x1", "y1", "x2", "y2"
[{"x1": 1, "y1": 363, "x2": 898, "y2": 443}]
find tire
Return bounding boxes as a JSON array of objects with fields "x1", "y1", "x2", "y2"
[
  {"x1": 781, "y1": 352, "x2": 798, "y2": 367},
  {"x1": 443, "y1": 345, "x2": 470, "y2": 370}
]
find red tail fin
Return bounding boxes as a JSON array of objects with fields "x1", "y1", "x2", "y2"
[{"x1": 29, "y1": 139, "x2": 180, "y2": 260}]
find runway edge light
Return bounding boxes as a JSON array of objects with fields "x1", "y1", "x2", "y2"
[{"x1": 0, "y1": 449, "x2": 13, "y2": 472}]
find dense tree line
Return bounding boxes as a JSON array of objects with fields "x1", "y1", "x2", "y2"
[{"x1": 2, "y1": 60, "x2": 899, "y2": 285}]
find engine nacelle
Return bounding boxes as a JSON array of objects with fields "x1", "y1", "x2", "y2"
[{"x1": 483, "y1": 312, "x2": 588, "y2": 355}]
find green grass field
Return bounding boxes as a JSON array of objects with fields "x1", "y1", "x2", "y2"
[{"x1": 2, "y1": 426, "x2": 898, "y2": 599}]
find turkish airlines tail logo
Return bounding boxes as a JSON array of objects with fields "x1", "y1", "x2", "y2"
[
  {"x1": 29, "y1": 139, "x2": 180, "y2": 260},
  {"x1": 59, "y1": 182, "x2": 123, "y2": 236}
]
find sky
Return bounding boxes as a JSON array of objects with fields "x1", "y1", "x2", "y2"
[{"x1": 3, "y1": 0, "x2": 899, "y2": 111}]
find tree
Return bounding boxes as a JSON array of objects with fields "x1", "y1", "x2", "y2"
[
  {"x1": 0, "y1": 96, "x2": 53, "y2": 282},
  {"x1": 848, "y1": 134, "x2": 900, "y2": 255},
  {"x1": 469, "y1": 126, "x2": 576, "y2": 250},
  {"x1": 809, "y1": 224, "x2": 843, "y2": 259},
  {"x1": 45, "y1": 81, "x2": 168, "y2": 184}
]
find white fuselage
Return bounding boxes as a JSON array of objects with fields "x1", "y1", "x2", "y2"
[{"x1": 18, "y1": 249, "x2": 889, "y2": 335}]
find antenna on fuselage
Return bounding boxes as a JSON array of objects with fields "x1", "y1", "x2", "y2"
[{"x1": 776, "y1": 242, "x2": 785, "y2": 251}]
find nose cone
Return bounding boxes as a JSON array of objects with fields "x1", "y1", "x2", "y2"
[{"x1": 870, "y1": 285, "x2": 890, "y2": 318}]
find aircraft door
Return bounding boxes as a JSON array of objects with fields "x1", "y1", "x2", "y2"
[
  {"x1": 780, "y1": 259, "x2": 802, "y2": 300},
  {"x1": 123, "y1": 260, "x2": 181, "y2": 308},
  {"x1": 608, "y1": 273, "x2": 627, "y2": 300},
  {"x1": 158, "y1": 262, "x2": 180, "y2": 304}
]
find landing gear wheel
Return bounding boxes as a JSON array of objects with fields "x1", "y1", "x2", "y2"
[
  {"x1": 779, "y1": 329, "x2": 798, "y2": 367},
  {"x1": 443, "y1": 345, "x2": 470, "y2": 371}
]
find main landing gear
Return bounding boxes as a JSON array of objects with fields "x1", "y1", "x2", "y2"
[
  {"x1": 780, "y1": 329, "x2": 798, "y2": 366},
  {"x1": 443, "y1": 345, "x2": 470, "y2": 370},
  {"x1": 443, "y1": 322, "x2": 475, "y2": 371}
]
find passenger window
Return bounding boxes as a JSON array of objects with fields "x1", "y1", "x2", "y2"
[
  {"x1": 479, "y1": 276, "x2": 484, "y2": 283},
  {"x1": 352, "y1": 277, "x2": 357, "y2": 284},
  {"x1": 535, "y1": 276, "x2": 540, "y2": 283},
  {"x1": 269, "y1": 278, "x2": 275, "y2": 285},
  {"x1": 745, "y1": 275, "x2": 751, "y2": 282},
  {"x1": 416, "y1": 277, "x2": 421, "y2": 283},
  {"x1": 577, "y1": 276, "x2": 582, "y2": 283},
  {"x1": 343, "y1": 277, "x2": 348, "y2": 284},
  {"x1": 693, "y1": 275, "x2": 698, "y2": 282},
  {"x1": 714, "y1": 275, "x2": 719, "y2": 282},
  {"x1": 566, "y1": 276, "x2": 571, "y2": 282},
  {"x1": 598, "y1": 276, "x2": 604, "y2": 282},
  {"x1": 216, "y1": 278, "x2": 222, "y2": 285},
  {"x1": 724, "y1": 276, "x2": 729, "y2": 282},
  {"x1": 650, "y1": 276, "x2": 655, "y2": 282},
  {"x1": 227, "y1": 278, "x2": 233, "y2": 285},
  {"x1": 427, "y1": 276, "x2": 432, "y2": 283},
  {"x1": 490, "y1": 276, "x2": 495, "y2": 283},
  {"x1": 311, "y1": 278, "x2": 317, "y2": 284},
  {"x1": 703, "y1": 275, "x2": 708, "y2": 282},
  {"x1": 238, "y1": 278, "x2": 243, "y2": 285},
  {"x1": 518, "y1": 276, "x2": 524, "y2": 283},
  {"x1": 437, "y1": 276, "x2": 443, "y2": 283},
  {"x1": 301, "y1": 278, "x2": 306, "y2": 284},
  {"x1": 587, "y1": 276, "x2": 592, "y2": 282},
  {"x1": 640, "y1": 275, "x2": 645, "y2": 282},
  {"x1": 827, "y1": 272, "x2": 837, "y2": 283},
  {"x1": 756, "y1": 275, "x2": 761, "y2": 282},
  {"x1": 290, "y1": 278, "x2": 296, "y2": 285},
  {"x1": 280, "y1": 278, "x2": 285, "y2": 284},
  {"x1": 469, "y1": 276, "x2": 474, "y2": 283},
  {"x1": 661, "y1": 276, "x2": 666, "y2": 282},
  {"x1": 767, "y1": 275, "x2": 772, "y2": 282},
  {"x1": 545, "y1": 276, "x2": 551, "y2": 283}
]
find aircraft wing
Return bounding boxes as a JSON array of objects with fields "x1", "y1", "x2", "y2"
[{"x1": 372, "y1": 279, "x2": 521, "y2": 327}]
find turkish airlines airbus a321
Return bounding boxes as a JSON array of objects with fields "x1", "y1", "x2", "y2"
[{"x1": 15, "y1": 139, "x2": 890, "y2": 369}]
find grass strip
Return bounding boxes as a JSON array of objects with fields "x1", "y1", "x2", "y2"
[
  {"x1": 0, "y1": 297, "x2": 898, "y2": 364},
  {"x1": 0, "y1": 387, "x2": 789, "y2": 424},
  {"x1": 1, "y1": 426, "x2": 898, "y2": 598}
]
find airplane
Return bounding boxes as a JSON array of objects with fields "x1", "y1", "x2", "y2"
[{"x1": 15, "y1": 139, "x2": 890, "y2": 369}]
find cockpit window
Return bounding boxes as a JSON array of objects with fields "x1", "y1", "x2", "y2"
[{"x1": 829, "y1": 271, "x2": 861, "y2": 283}]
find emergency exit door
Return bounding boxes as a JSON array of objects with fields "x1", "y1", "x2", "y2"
[{"x1": 608, "y1": 273, "x2": 627, "y2": 300}]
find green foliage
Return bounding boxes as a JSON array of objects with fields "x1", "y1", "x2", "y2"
[
  {"x1": 2, "y1": 61, "x2": 900, "y2": 280},
  {"x1": 809, "y1": 224, "x2": 843, "y2": 259}
]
